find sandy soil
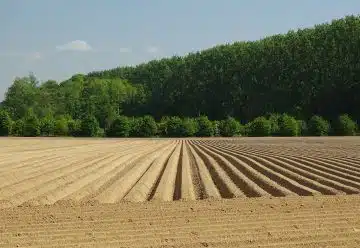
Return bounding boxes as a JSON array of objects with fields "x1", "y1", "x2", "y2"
[
  {"x1": 0, "y1": 195, "x2": 359, "y2": 247},
  {"x1": 0, "y1": 137, "x2": 360, "y2": 247},
  {"x1": 0, "y1": 137, "x2": 360, "y2": 206}
]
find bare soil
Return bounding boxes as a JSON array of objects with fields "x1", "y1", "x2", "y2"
[{"x1": 0, "y1": 137, "x2": 359, "y2": 247}]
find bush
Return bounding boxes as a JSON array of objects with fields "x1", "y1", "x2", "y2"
[
  {"x1": 268, "y1": 113, "x2": 281, "y2": 136},
  {"x1": 297, "y1": 120, "x2": 308, "y2": 136},
  {"x1": 278, "y1": 114, "x2": 299, "y2": 136},
  {"x1": 219, "y1": 117, "x2": 241, "y2": 137},
  {"x1": 333, "y1": 114, "x2": 357, "y2": 136},
  {"x1": 40, "y1": 116, "x2": 55, "y2": 136},
  {"x1": 307, "y1": 115, "x2": 330, "y2": 136},
  {"x1": 140, "y1": 115, "x2": 157, "y2": 137},
  {"x1": 68, "y1": 119, "x2": 81, "y2": 136},
  {"x1": 157, "y1": 116, "x2": 171, "y2": 136},
  {"x1": 165, "y1": 117, "x2": 198, "y2": 137},
  {"x1": 54, "y1": 117, "x2": 69, "y2": 136},
  {"x1": 0, "y1": 110, "x2": 12, "y2": 136},
  {"x1": 212, "y1": 120, "x2": 220, "y2": 137},
  {"x1": 164, "y1": 116, "x2": 183, "y2": 137},
  {"x1": 195, "y1": 116, "x2": 214, "y2": 137},
  {"x1": 130, "y1": 116, "x2": 157, "y2": 137},
  {"x1": 97, "y1": 128, "x2": 105, "y2": 137},
  {"x1": 247, "y1": 116, "x2": 271, "y2": 137},
  {"x1": 106, "y1": 116, "x2": 131, "y2": 137},
  {"x1": 12, "y1": 119, "x2": 24, "y2": 136},
  {"x1": 182, "y1": 118, "x2": 198, "y2": 137},
  {"x1": 23, "y1": 110, "x2": 40, "y2": 137},
  {"x1": 79, "y1": 115, "x2": 100, "y2": 137}
]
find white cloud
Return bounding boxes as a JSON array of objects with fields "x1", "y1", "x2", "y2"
[
  {"x1": 119, "y1": 47, "x2": 131, "y2": 53},
  {"x1": 146, "y1": 46, "x2": 159, "y2": 53},
  {"x1": 56, "y1": 40, "x2": 92, "y2": 52}
]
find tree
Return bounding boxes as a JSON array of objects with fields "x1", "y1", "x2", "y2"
[
  {"x1": 212, "y1": 120, "x2": 221, "y2": 137},
  {"x1": 333, "y1": 114, "x2": 357, "y2": 136},
  {"x1": 219, "y1": 117, "x2": 241, "y2": 137},
  {"x1": 2, "y1": 75, "x2": 38, "y2": 119},
  {"x1": 157, "y1": 116, "x2": 171, "y2": 136},
  {"x1": 182, "y1": 117, "x2": 198, "y2": 137},
  {"x1": 307, "y1": 115, "x2": 330, "y2": 136},
  {"x1": 164, "y1": 116, "x2": 182, "y2": 137},
  {"x1": 247, "y1": 116, "x2": 271, "y2": 137},
  {"x1": 297, "y1": 120, "x2": 308, "y2": 136},
  {"x1": 139, "y1": 115, "x2": 157, "y2": 137},
  {"x1": 22, "y1": 109, "x2": 40, "y2": 137},
  {"x1": 79, "y1": 115, "x2": 100, "y2": 137},
  {"x1": 268, "y1": 113, "x2": 281, "y2": 136},
  {"x1": 5, "y1": 16, "x2": 360, "y2": 128},
  {"x1": 12, "y1": 119, "x2": 24, "y2": 136},
  {"x1": 0, "y1": 110, "x2": 12, "y2": 136},
  {"x1": 68, "y1": 119, "x2": 81, "y2": 136},
  {"x1": 162, "y1": 116, "x2": 198, "y2": 137},
  {"x1": 195, "y1": 116, "x2": 214, "y2": 137},
  {"x1": 40, "y1": 115, "x2": 55, "y2": 136},
  {"x1": 278, "y1": 114, "x2": 299, "y2": 136},
  {"x1": 54, "y1": 117, "x2": 69, "y2": 136},
  {"x1": 129, "y1": 116, "x2": 157, "y2": 137},
  {"x1": 106, "y1": 116, "x2": 131, "y2": 137}
]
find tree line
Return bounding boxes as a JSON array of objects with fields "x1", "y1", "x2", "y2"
[
  {"x1": 0, "y1": 109, "x2": 358, "y2": 137},
  {"x1": 1, "y1": 15, "x2": 360, "y2": 137},
  {"x1": 87, "y1": 15, "x2": 360, "y2": 122}
]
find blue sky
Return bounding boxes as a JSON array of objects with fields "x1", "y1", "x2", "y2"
[{"x1": 1, "y1": 0, "x2": 360, "y2": 100}]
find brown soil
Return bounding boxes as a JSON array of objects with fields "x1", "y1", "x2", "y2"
[
  {"x1": 0, "y1": 137, "x2": 360, "y2": 247},
  {"x1": 1, "y1": 195, "x2": 359, "y2": 247}
]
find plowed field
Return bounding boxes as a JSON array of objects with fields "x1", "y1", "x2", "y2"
[{"x1": 0, "y1": 137, "x2": 360, "y2": 247}]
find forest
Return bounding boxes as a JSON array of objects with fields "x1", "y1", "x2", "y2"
[{"x1": 0, "y1": 15, "x2": 359, "y2": 137}]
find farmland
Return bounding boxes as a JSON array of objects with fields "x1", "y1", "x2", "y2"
[{"x1": 0, "y1": 137, "x2": 360, "y2": 247}]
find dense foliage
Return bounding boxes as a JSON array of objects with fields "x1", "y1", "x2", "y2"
[
  {"x1": 246, "y1": 117, "x2": 272, "y2": 137},
  {"x1": 333, "y1": 114, "x2": 358, "y2": 136},
  {"x1": 1, "y1": 15, "x2": 360, "y2": 137},
  {"x1": 87, "y1": 15, "x2": 360, "y2": 122},
  {"x1": 307, "y1": 115, "x2": 330, "y2": 136},
  {"x1": 0, "y1": 110, "x2": 12, "y2": 136},
  {"x1": 219, "y1": 117, "x2": 243, "y2": 137}
]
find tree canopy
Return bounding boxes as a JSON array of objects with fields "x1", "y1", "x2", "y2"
[{"x1": 1, "y1": 15, "x2": 360, "y2": 137}]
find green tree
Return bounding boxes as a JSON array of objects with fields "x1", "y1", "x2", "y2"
[
  {"x1": 67, "y1": 119, "x2": 81, "y2": 136},
  {"x1": 247, "y1": 116, "x2": 271, "y2": 137},
  {"x1": 212, "y1": 120, "x2": 220, "y2": 137},
  {"x1": 23, "y1": 109, "x2": 40, "y2": 137},
  {"x1": 297, "y1": 120, "x2": 308, "y2": 136},
  {"x1": 307, "y1": 115, "x2": 330, "y2": 136},
  {"x1": 0, "y1": 110, "x2": 12, "y2": 136},
  {"x1": 157, "y1": 116, "x2": 171, "y2": 136},
  {"x1": 79, "y1": 115, "x2": 100, "y2": 137},
  {"x1": 268, "y1": 113, "x2": 281, "y2": 136},
  {"x1": 278, "y1": 114, "x2": 299, "y2": 136},
  {"x1": 12, "y1": 119, "x2": 24, "y2": 136},
  {"x1": 106, "y1": 115, "x2": 131, "y2": 137},
  {"x1": 137, "y1": 115, "x2": 157, "y2": 137},
  {"x1": 195, "y1": 116, "x2": 214, "y2": 137},
  {"x1": 333, "y1": 114, "x2": 357, "y2": 136},
  {"x1": 2, "y1": 75, "x2": 38, "y2": 119},
  {"x1": 54, "y1": 117, "x2": 69, "y2": 136},
  {"x1": 40, "y1": 115, "x2": 55, "y2": 136},
  {"x1": 164, "y1": 116, "x2": 183, "y2": 137},
  {"x1": 162, "y1": 116, "x2": 198, "y2": 137},
  {"x1": 219, "y1": 117, "x2": 241, "y2": 137},
  {"x1": 182, "y1": 117, "x2": 198, "y2": 137}
]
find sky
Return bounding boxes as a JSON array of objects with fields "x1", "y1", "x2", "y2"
[{"x1": 1, "y1": 0, "x2": 360, "y2": 100}]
